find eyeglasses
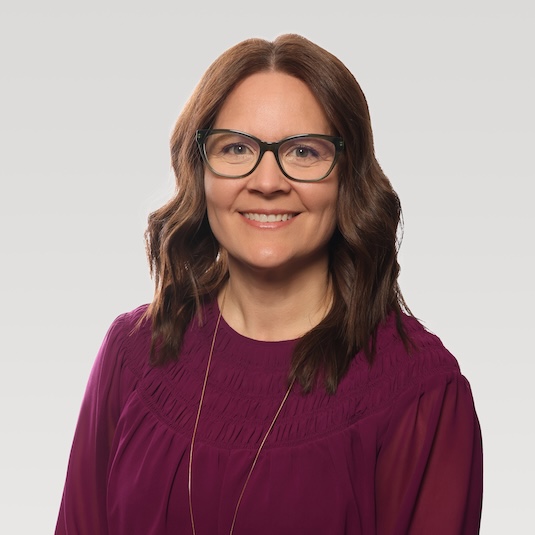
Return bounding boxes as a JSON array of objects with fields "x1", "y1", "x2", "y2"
[{"x1": 196, "y1": 129, "x2": 344, "y2": 183}]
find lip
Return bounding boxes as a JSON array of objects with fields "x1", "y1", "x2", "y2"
[{"x1": 239, "y1": 210, "x2": 300, "y2": 228}]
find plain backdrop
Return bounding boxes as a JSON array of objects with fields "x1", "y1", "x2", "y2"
[{"x1": 1, "y1": 0, "x2": 533, "y2": 533}]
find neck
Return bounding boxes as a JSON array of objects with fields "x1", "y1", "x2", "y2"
[{"x1": 218, "y1": 259, "x2": 332, "y2": 341}]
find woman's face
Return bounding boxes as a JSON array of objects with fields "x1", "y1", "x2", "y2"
[{"x1": 204, "y1": 71, "x2": 339, "y2": 277}]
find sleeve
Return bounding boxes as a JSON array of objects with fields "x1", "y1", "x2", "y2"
[
  {"x1": 375, "y1": 371, "x2": 483, "y2": 535},
  {"x1": 55, "y1": 315, "x2": 131, "y2": 535}
]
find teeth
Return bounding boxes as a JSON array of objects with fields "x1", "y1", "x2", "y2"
[{"x1": 243, "y1": 213, "x2": 294, "y2": 222}]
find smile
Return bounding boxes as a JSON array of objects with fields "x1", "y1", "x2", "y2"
[{"x1": 242, "y1": 213, "x2": 295, "y2": 222}]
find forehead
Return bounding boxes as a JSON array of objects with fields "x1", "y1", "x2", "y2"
[{"x1": 213, "y1": 71, "x2": 332, "y2": 139}]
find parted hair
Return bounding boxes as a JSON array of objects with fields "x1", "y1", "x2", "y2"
[{"x1": 145, "y1": 34, "x2": 410, "y2": 393}]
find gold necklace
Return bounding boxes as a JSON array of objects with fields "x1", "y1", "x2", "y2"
[{"x1": 188, "y1": 295, "x2": 295, "y2": 535}]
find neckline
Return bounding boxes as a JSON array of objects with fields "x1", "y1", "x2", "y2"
[
  {"x1": 213, "y1": 297, "x2": 301, "y2": 346},
  {"x1": 197, "y1": 299, "x2": 298, "y2": 372}
]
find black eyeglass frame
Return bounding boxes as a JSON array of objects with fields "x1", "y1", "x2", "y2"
[{"x1": 196, "y1": 129, "x2": 345, "y2": 183}]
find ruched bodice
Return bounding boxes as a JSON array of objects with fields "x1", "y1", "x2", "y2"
[{"x1": 56, "y1": 301, "x2": 482, "y2": 534}]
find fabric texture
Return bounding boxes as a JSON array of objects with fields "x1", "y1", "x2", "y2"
[{"x1": 55, "y1": 300, "x2": 483, "y2": 534}]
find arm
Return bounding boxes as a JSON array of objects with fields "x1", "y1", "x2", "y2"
[
  {"x1": 55, "y1": 315, "x2": 130, "y2": 535},
  {"x1": 376, "y1": 371, "x2": 483, "y2": 535}
]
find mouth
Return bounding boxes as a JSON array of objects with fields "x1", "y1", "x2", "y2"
[{"x1": 242, "y1": 212, "x2": 296, "y2": 222}]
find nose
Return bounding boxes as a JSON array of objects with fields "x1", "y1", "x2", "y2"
[{"x1": 246, "y1": 150, "x2": 291, "y2": 195}]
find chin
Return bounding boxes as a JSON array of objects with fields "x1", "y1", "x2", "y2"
[{"x1": 230, "y1": 250, "x2": 322, "y2": 276}]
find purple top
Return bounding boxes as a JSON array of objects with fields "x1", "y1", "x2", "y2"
[{"x1": 56, "y1": 301, "x2": 482, "y2": 534}]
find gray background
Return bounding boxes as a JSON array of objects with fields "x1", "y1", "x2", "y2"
[{"x1": 1, "y1": 0, "x2": 533, "y2": 532}]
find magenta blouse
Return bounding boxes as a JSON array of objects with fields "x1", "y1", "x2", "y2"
[{"x1": 55, "y1": 301, "x2": 482, "y2": 534}]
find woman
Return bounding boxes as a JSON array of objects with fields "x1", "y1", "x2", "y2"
[{"x1": 56, "y1": 34, "x2": 483, "y2": 534}]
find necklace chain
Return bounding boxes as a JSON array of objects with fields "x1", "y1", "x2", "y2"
[{"x1": 188, "y1": 294, "x2": 295, "y2": 535}]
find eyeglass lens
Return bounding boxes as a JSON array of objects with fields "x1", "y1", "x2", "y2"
[{"x1": 203, "y1": 132, "x2": 337, "y2": 181}]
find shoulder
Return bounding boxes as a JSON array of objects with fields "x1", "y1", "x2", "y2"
[
  {"x1": 365, "y1": 313, "x2": 472, "y2": 413},
  {"x1": 112, "y1": 303, "x2": 151, "y2": 332},
  {"x1": 100, "y1": 304, "x2": 152, "y2": 376},
  {"x1": 340, "y1": 313, "x2": 464, "y2": 406},
  {"x1": 312, "y1": 313, "x2": 470, "y2": 436},
  {"x1": 374, "y1": 312, "x2": 460, "y2": 377},
  {"x1": 105, "y1": 304, "x2": 151, "y2": 343}
]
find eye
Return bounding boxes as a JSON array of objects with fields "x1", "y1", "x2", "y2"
[
  {"x1": 291, "y1": 145, "x2": 320, "y2": 159},
  {"x1": 221, "y1": 143, "x2": 254, "y2": 156},
  {"x1": 282, "y1": 137, "x2": 335, "y2": 164},
  {"x1": 283, "y1": 141, "x2": 323, "y2": 163},
  {"x1": 205, "y1": 133, "x2": 258, "y2": 162}
]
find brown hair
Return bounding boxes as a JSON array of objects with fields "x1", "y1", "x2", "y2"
[{"x1": 145, "y1": 34, "x2": 410, "y2": 393}]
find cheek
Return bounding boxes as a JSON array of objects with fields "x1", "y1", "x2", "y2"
[
  {"x1": 204, "y1": 175, "x2": 237, "y2": 230},
  {"x1": 325, "y1": 204, "x2": 339, "y2": 240},
  {"x1": 204, "y1": 174, "x2": 215, "y2": 207},
  {"x1": 321, "y1": 189, "x2": 339, "y2": 242},
  {"x1": 317, "y1": 183, "x2": 339, "y2": 225},
  {"x1": 204, "y1": 177, "x2": 220, "y2": 233},
  {"x1": 204, "y1": 175, "x2": 224, "y2": 213}
]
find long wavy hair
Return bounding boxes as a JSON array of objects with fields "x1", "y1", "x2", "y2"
[{"x1": 145, "y1": 34, "x2": 410, "y2": 393}]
